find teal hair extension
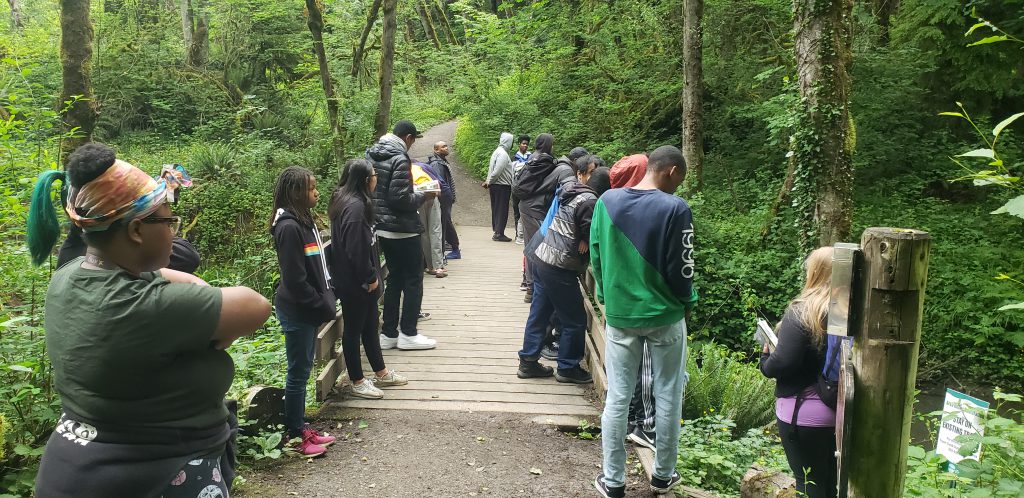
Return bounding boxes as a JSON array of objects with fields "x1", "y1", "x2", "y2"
[{"x1": 27, "y1": 170, "x2": 66, "y2": 266}]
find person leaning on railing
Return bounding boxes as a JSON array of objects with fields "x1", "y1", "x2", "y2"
[{"x1": 26, "y1": 143, "x2": 271, "y2": 498}]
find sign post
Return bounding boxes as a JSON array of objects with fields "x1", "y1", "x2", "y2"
[
  {"x1": 846, "y1": 228, "x2": 932, "y2": 498},
  {"x1": 935, "y1": 389, "x2": 990, "y2": 474}
]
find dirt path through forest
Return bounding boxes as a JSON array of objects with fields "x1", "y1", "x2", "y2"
[{"x1": 407, "y1": 120, "x2": 496, "y2": 229}]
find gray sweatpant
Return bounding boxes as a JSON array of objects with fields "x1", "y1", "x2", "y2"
[{"x1": 420, "y1": 197, "x2": 444, "y2": 270}]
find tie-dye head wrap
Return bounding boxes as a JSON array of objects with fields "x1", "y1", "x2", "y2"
[{"x1": 65, "y1": 159, "x2": 174, "y2": 232}]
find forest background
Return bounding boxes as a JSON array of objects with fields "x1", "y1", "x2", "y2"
[{"x1": 0, "y1": 0, "x2": 1022, "y2": 495}]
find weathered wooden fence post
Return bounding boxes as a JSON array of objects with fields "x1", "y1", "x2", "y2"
[{"x1": 847, "y1": 228, "x2": 931, "y2": 497}]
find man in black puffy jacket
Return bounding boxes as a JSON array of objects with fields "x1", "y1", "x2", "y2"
[{"x1": 366, "y1": 120, "x2": 438, "y2": 351}]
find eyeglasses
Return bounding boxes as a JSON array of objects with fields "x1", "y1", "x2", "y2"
[{"x1": 141, "y1": 216, "x2": 182, "y2": 235}]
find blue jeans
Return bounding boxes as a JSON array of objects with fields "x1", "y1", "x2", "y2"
[
  {"x1": 518, "y1": 261, "x2": 587, "y2": 370},
  {"x1": 277, "y1": 308, "x2": 317, "y2": 437},
  {"x1": 601, "y1": 319, "x2": 688, "y2": 488}
]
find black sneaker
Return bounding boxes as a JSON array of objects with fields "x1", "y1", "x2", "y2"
[
  {"x1": 540, "y1": 344, "x2": 558, "y2": 360},
  {"x1": 628, "y1": 426, "x2": 656, "y2": 451},
  {"x1": 517, "y1": 360, "x2": 554, "y2": 379},
  {"x1": 555, "y1": 366, "x2": 593, "y2": 384},
  {"x1": 493, "y1": 234, "x2": 513, "y2": 242},
  {"x1": 594, "y1": 474, "x2": 625, "y2": 498},
  {"x1": 651, "y1": 471, "x2": 682, "y2": 495},
  {"x1": 417, "y1": 312, "x2": 431, "y2": 321}
]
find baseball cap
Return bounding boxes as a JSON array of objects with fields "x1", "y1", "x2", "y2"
[{"x1": 393, "y1": 120, "x2": 423, "y2": 138}]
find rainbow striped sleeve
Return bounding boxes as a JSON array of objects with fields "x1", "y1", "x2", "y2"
[{"x1": 303, "y1": 243, "x2": 321, "y2": 257}]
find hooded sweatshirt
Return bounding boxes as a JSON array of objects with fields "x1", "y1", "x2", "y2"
[
  {"x1": 367, "y1": 133, "x2": 425, "y2": 236},
  {"x1": 514, "y1": 141, "x2": 575, "y2": 220},
  {"x1": 271, "y1": 208, "x2": 336, "y2": 323},
  {"x1": 486, "y1": 132, "x2": 514, "y2": 186},
  {"x1": 609, "y1": 154, "x2": 649, "y2": 189},
  {"x1": 328, "y1": 196, "x2": 381, "y2": 296},
  {"x1": 530, "y1": 177, "x2": 598, "y2": 273}
]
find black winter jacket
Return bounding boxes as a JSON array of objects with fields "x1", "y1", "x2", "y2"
[
  {"x1": 328, "y1": 196, "x2": 381, "y2": 297},
  {"x1": 513, "y1": 153, "x2": 574, "y2": 220},
  {"x1": 271, "y1": 209, "x2": 336, "y2": 323},
  {"x1": 367, "y1": 134, "x2": 425, "y2": 234},
  {"x1": 759, "y1": 307, "x2": 827, "y2": 398}
]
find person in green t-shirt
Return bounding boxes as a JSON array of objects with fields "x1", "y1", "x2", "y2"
[{"x1": 26, "y1": 143, "x2": 271, "y2": 498}]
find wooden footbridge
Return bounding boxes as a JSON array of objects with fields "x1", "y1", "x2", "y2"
[{"x1": 314, "y1": 225, "x2": 602, "y2": 420}]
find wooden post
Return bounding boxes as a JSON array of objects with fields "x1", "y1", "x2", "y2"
[{"x1": 847, "y1": 228, "x2": 930, "y2": 497}]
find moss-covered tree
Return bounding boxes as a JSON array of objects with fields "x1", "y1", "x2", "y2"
[
  {"x1": 682, "y1": 0, "x2": 705, "y2": 193},
  {"x1": 373, "y1": 0, "x2": 397, "y2": 138},
  {"x1": 59, "y1": 0, "x2": 100, "y2": 160},
  {"x1": 791, "y1": 0, "x2": 855, "y2": 247},
  {"x1": 305, "y1": 0, "x2": 344, "y2": 163}
]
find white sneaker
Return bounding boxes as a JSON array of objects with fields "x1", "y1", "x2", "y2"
[
  {"x1": 398, "y1": 333, "x2": 437, "y2": 350},
  {"x1": 379, "y1": 334, "x2": 398, "y2": 350},
  {"x1": 373, "y1": 370, "x2": 408, "y2": 387},
  {"x1": 350, "y1": 380, "x2": 384, "y2": 399}
]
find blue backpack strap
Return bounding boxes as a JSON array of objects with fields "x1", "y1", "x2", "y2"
[{"x1": 539, "y1": 187, "x2": 561, "y2": 237}]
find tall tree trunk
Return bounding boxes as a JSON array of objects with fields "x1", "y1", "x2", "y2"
[
  {"x1": 792, "y1": 0, "x2": 855, "y2": 247},
  {"x1": 59, "y1": 0, "x2": 100, "y2": 161},
  {"x1": 433, "y1": 0, "x2": 458, "y2": 45},
  {"x1": 305, "y1": 0, "x2": 344, "y2": 165},
  {"x1": 180, "y1": 0, "x2": 194, "y2": 61},
  {"x1": 681, "y1": 0, "x2": 704, "y2": 193},
  {"x1": 872, "y1": 0, "x2": 899, "y2": 44},
  {"x1": 373, "y1": 0, "x2": 397, "y2": 139},
  {"x1": 9, "y1": 0, "x2": 24, "y2": 30},
  {"x1": 189, "y1": 3, "x2": 208, "y2": 67},
  {"x1": 352, "y1": 0, "x2": 383, "y2": 77},
  {"x1": 418, "y1": 0, "x2": 441, "y2": 49}
]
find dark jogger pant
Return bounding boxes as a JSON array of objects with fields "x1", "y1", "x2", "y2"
[
  {"x1": 489, "y1": 184, "x2": 511, "y2": 237},
  {"x1": 776, "y1": 419, "x2": 838, "y2": 498},
  {"x1": 439, "y1": 197, "x2": 460, "y2": 251},
  {"x1": 379, "y1": 235, "x2": 424, "y2": 337},
  {"x1": 340, "y1": 290, "x2": 386, "y2": 383},
  {"x1": 628, "y1": 341, "x2": 656, "y2": 432},
  {"x1": 519, "y1": 212, "x2": 542, "y2": 289}
]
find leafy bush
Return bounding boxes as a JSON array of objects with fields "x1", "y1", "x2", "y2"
[
  {"x1": 676, "y1": 415, "x2": 789, "y2": 497},
  {"x1": 683, "y1": 343, "x2": 776, "y2": 433}
]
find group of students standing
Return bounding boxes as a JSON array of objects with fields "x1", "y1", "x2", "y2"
[
  {"x1": 269, "y1": 120, "x2": 469, "y2": 457},
  {"x1": 25, "y1": 120, "x2": 837, "y2": 495},
  {"x1": 486, "y1": 136, "x2": 697, "y2": 496},
  {"x1": 494, "y1": 134, "x2": 838, "y2": 498}
]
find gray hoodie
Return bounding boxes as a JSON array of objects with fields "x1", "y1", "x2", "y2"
[{"x1": 486, "y1": 132, "x2": 514, "y2": 186}]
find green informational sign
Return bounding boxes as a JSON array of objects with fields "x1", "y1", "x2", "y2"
[{"x1": 935, "y1": 388, "x2": 990, "y2": 474}]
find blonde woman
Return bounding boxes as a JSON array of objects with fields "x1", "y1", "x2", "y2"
[{"x1": 759, "y1": 247, "x2": 838, "y2": 498}]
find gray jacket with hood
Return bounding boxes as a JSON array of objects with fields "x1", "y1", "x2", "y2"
[{"x1": 486, "y1": 132, "x2": 514, "y2": 186}]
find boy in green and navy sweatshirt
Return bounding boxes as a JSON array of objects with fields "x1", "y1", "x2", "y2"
[{"x1": 590, "y1": 145, "x2": 696, "y2": 498}]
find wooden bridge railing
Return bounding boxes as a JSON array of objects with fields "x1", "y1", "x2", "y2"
[{"x1": 579, "y1": 268, "x2": 608, "y2": 396}]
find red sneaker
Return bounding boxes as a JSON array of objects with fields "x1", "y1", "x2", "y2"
[
  {"x1": 291, "y1": 435, "x2": 327, "y2": 457},
  {"x1": 302, "y1": 425, "x2": 336, "y2": 447}
]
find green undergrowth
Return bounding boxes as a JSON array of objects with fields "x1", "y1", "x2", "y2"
[{"x1": 676, "y1": 415, "x2": 789, "y2": 497}]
